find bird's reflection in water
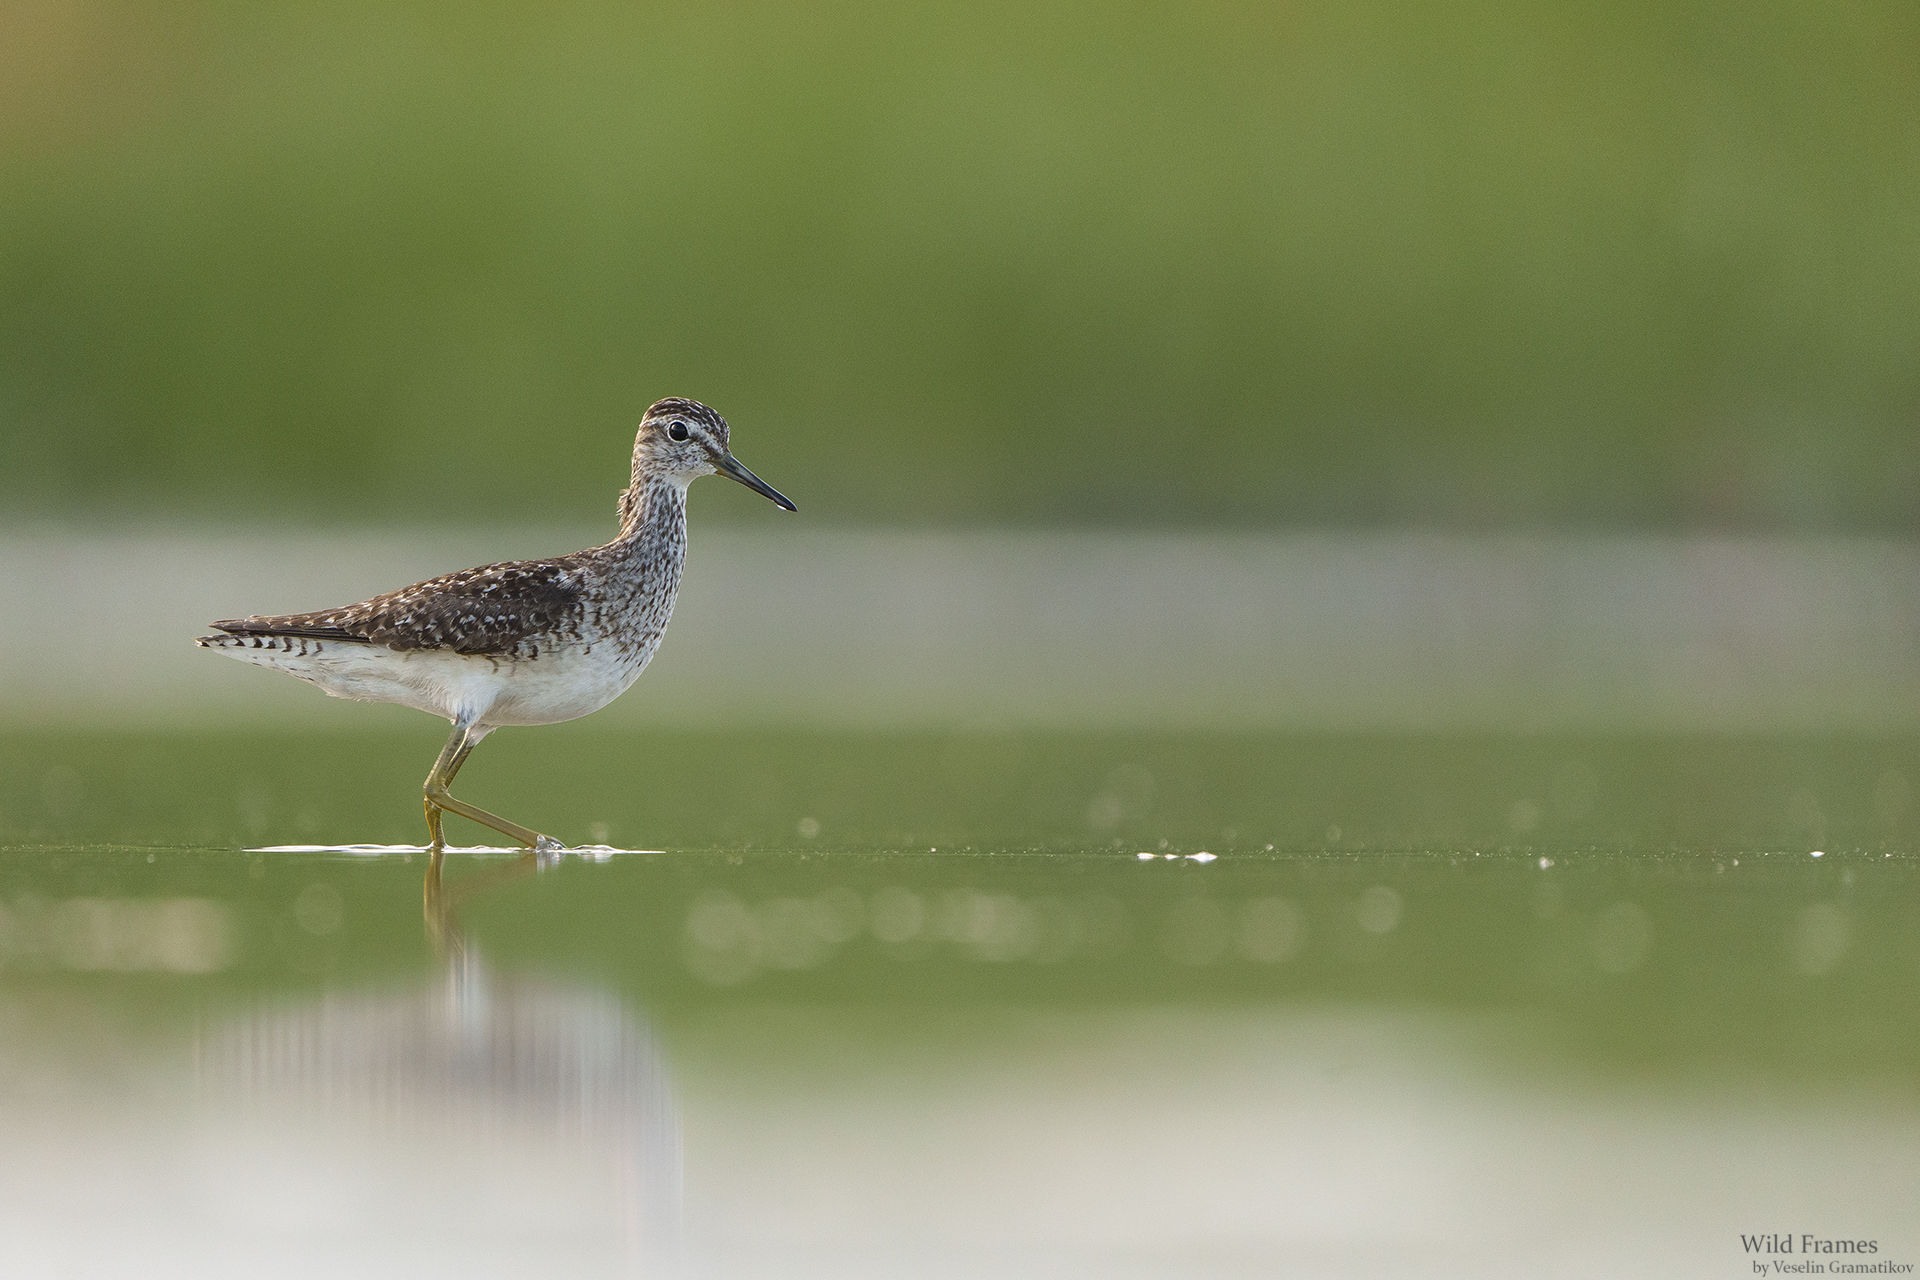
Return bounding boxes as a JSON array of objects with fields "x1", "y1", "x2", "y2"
[{"x1": 201, "y1": 851, "x2": 681, "y2": 1277}]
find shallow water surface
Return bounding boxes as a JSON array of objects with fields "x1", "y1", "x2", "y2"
[{"x1": 2, "y1": 730, "x2": 1917, "y2": 1277}]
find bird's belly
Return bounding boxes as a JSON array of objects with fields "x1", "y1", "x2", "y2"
[
  {"x1": 233, "y1": 643, "x2": 514, "y2": 722},
  {"x1": 479, "y1": 644, "x2": 653, "y2": 727},
  {"x1": 206, "y1": 634, "x2": 654, "y2": 727}
]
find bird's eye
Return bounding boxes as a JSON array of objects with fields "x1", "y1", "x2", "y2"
[{"x1": 667, "y1": 421, "x2": 690, "y2": 442}]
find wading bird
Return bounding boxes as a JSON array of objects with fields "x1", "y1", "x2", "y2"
[{"x1": 196, "y1": 398, "x2": 793, "y2": 851}]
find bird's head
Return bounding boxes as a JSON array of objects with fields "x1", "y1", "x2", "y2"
[{"x1": 633, "y1": 397, "x2": 795, "y2": 510}]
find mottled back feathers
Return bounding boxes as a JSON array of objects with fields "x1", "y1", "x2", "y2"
[{"x1": 208, "y1": 557, "x2": 588, "y2": 657}]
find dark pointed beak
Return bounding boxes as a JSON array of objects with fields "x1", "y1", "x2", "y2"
[{"x1": 714, "y1": 451, "x2": 797, "y2": 511}]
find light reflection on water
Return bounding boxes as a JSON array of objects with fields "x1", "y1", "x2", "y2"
[
  {"x1": 1, "y1": 823, "x2": 1916, "y2": 1275},
  {"x1": 684, "y1": 885, "x2": 1350, "y2": 985},
  {"x1": 1, "y1": 853, "x2": 683, "y2": 1280},
  {"x1": 0, "y1": 894, "x2": 233, "y2": 973},
  {"x1": 196, "y1": 964, "x2": 681, "y2": 1277},
  {"x1": 250, "y1": 843, "x2": 662, "y2": 860},
  {"x1": 681, "y1": 877, "x2": 1771, "y2": 987},
  {"x1": 208, "y1": 852, "x2": 681, "y2": 1273},
  {"x1": 674, "y1": 1006, "x2": 1920, "y2": 1280},
  {"x1": 684, "y1": 887, "x2": 1141, "y2": 984}
]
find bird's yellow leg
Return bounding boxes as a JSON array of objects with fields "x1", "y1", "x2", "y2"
[{"x1": 421, "y1": 721, "x2": 564, "y2": 852}]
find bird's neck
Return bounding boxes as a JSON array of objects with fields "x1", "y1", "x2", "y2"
[{"x1": 614, "y1": 472, "x2": 688, "y2": 544}]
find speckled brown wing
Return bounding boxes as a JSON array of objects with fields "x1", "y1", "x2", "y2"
[{"x1": 210, "y1": 558, "x2": 588, "y2": 657}]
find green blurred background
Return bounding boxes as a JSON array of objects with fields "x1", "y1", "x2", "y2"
[{"x1": 4, "y1": 0, "x2": 1917, "y2": 530}]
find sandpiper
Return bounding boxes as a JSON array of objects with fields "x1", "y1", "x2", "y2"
[{"x1": 196, "y1": 397, "x2": 793, "y2": 851}]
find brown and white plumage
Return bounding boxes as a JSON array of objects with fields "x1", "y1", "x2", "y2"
[
  {"x1": 195, "y1": 397, "x2": 794, "y2": 849},
  {"x1": 207, "y1": 558, "x2": 592, "y2": 657}
]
